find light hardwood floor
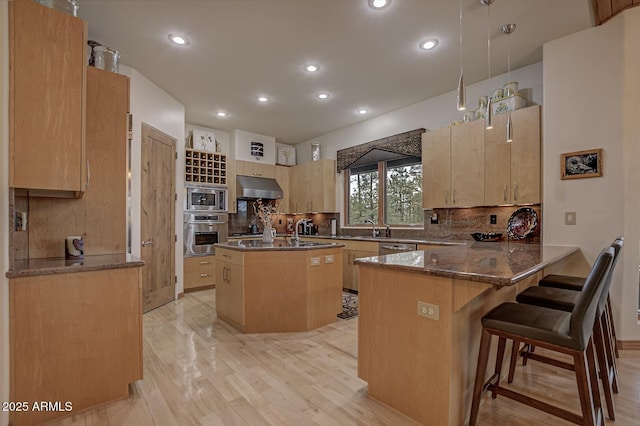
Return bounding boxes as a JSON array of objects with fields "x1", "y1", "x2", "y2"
[{"x1": 48, "y1": 289, "x2": 639, "y2": 426}]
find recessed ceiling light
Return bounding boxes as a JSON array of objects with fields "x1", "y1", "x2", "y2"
[
  {"x1": 216, "y1": 111, "x2": 227, "y2": 117},
  {"x1": 357, "y1": 108, "x2": 369, "y2": 115},
  {"x1": 419, "y1": 39, "x2": 439, "y2": 50},
  {"x1": 168, "y1": 34, "x2": 189, "y2": 45},
  {"x1": 257, "y1": 96, "x2": 269, "y2": 102},
  {"x1": 304, "y1": 64, "x2": 319, "y2": 72},
  {"x1": 369, "y1": 0, "x2": 391, "y2": 10},
  {"x1": 316, "y1": 92, "x2": 330, "y2": 100}
]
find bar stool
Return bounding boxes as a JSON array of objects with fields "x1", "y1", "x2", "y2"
[
  {"x1": 510, "y1": 239, "x2": 623, "y2": 420},
  {"x1": 540, "y1": 236, "x2": 623, "y2": 359},
  {"x1": 469, "y1": 247, "x2": 613, "y2": 426}
]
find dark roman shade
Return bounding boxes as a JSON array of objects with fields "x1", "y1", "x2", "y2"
[{"x1": 336, "y1": 128, "x2": 426, "y2": 172}]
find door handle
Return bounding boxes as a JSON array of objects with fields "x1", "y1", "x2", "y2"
[
  {"x1": 86, "y1": 161, "x2": 91, "y2": 190},
  {"x1": 200, "y1": 273, "x2": 212, "y2": 277},
  {"x1": 142, "y1": 239, "x2": 153, "y2": 247}
]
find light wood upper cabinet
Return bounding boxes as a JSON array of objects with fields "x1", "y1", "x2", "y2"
[
  {"x1": 451, "y1": 120, "x2": 484, "y2": 207},
  {"x1": 422, "y1": 121, "x2": 484, "y2": 208},
  {"x1": 484, "y1": 105, "x2": 541, "y2": 205},
  {"x1": 27, "y1": 67, "x2": 129, "y2": 258},
  {"x1": 9, "y1": 0, "x2": 87, "y2": 194},
  {"x1": 423, "y1": 105, "x2": 540, "y2": 209},
  {"x1": 227, "y1": 159, "x2": 237, "y2": 213},
  {"x1": 275, "y1": 165, "x2": 291, "y2": 213},
  {"x1": 422, "y1": 127, "x2": 451, "y2": 208},
  {"x1": 236, "y1": 160, "x2": 276, "y2": 179},
  {"x1": 290, "y1": 159, "x2": 336, "y2": 213}
]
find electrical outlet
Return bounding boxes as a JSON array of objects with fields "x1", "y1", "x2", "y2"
[
  {"x1": 417, "y1": 301, "x2": 439, "y2": 320},
  {"x1": 324, "y1": 255, "x2": 334, "y2": 264},
  {"x1": 430, "y1": 213, "x2": 438, "y2": 224},
  {"x1": 310, "y1": 257, "x2": 320, "y2": 266},
  {"x1": 490, "y1": 214, "x2": 497, "y2": 224},
  {"x1": 565, "y1": 212, "x2": 576, "y2": 225}
]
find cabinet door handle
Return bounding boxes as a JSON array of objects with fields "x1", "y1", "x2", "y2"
[
  {"x1": 86, "y1": 161, "x2": 91, "y2": 190},
  {"x1": 503, "y1": 184, "x2": 507, "y2": 202},
  {"x1": 222, "y1": 254, "x2": 231, "y2": 258},
  {"x1": 513, "y1": 183, "x2": 518, "y2": 201},
  {"x1": 253, "y1": 173, "x2": 262, "y2": 177},
  {"x1": 200, "y1": 273, "x2": 212, "y2": 277},
  {"x1": 199, "y1": 260, "x2": 211, "y2": 265},
  {"x1": 223, "y1": 267, "x2": 228, "y2": 282},
  {"x1": 452, "y1": 189, "x2": 456, "y2": 204}
]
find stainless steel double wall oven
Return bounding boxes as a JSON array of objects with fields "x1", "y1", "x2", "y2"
[{"x1": 183, "y1": 185, "x2": 229, "y2": 257}]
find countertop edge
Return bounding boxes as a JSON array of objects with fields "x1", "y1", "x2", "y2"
[
  {"x1": 355, "y1": 245, "x2": 580, "y2": 286},
  {"x1": 216, "y1": 243, "x2": 346, "y2": 252},
  {"x1": 6, "y1": 257, "x2": 145, "y2": 279}
]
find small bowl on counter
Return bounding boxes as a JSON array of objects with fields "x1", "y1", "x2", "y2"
[{"x1": 471, "y1": 232, "x2": 503, "y2": 242}]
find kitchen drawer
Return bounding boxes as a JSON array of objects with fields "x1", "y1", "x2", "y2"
[
  {"x1": 184, "y1": 256, "x2": 216, "y2": 290},
  {"x1": 216, "y1": 248, "x2": 244, "y2": 266}
]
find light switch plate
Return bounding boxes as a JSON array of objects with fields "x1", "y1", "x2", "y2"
[
  {"x1": 324, "y1": 255, "x2": 334, "y2": 264},
  {"x1": 565, "y1": 212, "x2": 576, "y2": 225},
  {"x1": 310, "y1": 257, "x2": 320, "y2": 266}
]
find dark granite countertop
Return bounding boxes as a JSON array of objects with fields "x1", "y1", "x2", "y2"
[
  {"x1": 6, "y1": 254, "x2": 144, "y2": 278},
  {"x1": 354, "y1": 243, "x2": 579, "y2": 286},
  {"x1": 216, "y1": 238, "x2": 345, "y2": 252}
]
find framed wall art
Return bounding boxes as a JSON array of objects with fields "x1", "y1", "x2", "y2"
[{"x1": 560, "y1": 148, "x2": 603, "y2": 180}]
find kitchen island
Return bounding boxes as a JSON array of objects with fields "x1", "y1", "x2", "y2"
[
  {"x1": 215, "y1": 239, "x2": 345, "y2": 333},
  {"x1": 354, "y1": 243, "x2": 584, "y2": 426}
]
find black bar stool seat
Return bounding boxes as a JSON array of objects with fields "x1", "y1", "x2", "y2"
[
  {"x1": 540, "y1": 274, "x2": 585, "y2": 291},
  {"x1": 516, "y1": 286, "x2": 580, "y2": 312}
]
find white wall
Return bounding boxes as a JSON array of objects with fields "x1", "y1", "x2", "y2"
[
  {"x1": 0, "y1": 2, "x2": 9, "y2": 424},
  {"x1": 543, "y1": 9, "x2": 640, "y2": 341},
  {"x1": 232, "y1": 129, "x2": 276, "y2": 164},
  {"x1": 186, "y1": 123, "x2": 231, "y2": 156},
  {"x1": 298, "y1": 62, "x2": 544, "y2": 224},
  {"x1": 120, "y1": 66, "x2": 186, "y2": 297}
]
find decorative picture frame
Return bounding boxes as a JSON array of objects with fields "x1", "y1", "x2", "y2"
[
  {"x1": 250, "y1": 141, "x2": 264, "y2": 158},
  {"x1": 561, "y1": 148, "x2": 603, "y2": 180}
]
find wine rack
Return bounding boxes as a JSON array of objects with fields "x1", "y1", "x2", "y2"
[{"x1": 185, "y1": 148, "x2": 227, "y2": 185}]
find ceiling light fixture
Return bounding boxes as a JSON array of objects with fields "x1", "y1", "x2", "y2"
[
  {"x1": 481, "y1": 0, "x2": 494, "y2": 130},
  {"x1": 168, "y1": 34, "x2": 189, "y2": 45},
  {"x1": 368, "y1": 0, "x2": 391, "y2": 10},
  {"x1": 456, "y1": 0, "x2": 465, "y2": 111},
  {"x1": 316, "y1": 92, "x2": 330, "y2": 100},
  {"x1": 419, "y1": 39, "x2": 439, "y2": 50},
  {"x1": 216, "y1": 111, "x2": 227, "y2": 117},
  {"x1": 503, "y1": 23, "x2": 516, "y2": 143},
  {"x1": 357, "y1": 108, "x2": 369, "y2": 115},
  {"x1": 257, "y1": 96, "x2": 269, "y2": 103},
  {"x1": 304, "y1": 64, "x2": 319, "y2": 72}
]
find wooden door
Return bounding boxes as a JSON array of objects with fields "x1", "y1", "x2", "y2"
[
  {"x1": 484, "y1": 113, "x2": 511, "y2": 205},
  {"x1": 308, "y1": 160, "x2": 335, "y2": 212},
  {"x1": 214, "y1": 259, "x2": 229, "y2": 317},
  {"x1": 451, "y1": 120, "x2": 484, "y2": 207},
  {"x1": 422, "y1": 127, "x2": 451, "y2": 208},
  {"x1": 226, "y1": 262, "x2": 245, "y2": 325},
  {"x1": 141, "y1": 124, "x2": 176, "y2": 312},
  {"x1": 290, "y1": 164, "x2": 307, "y2": 213},
  {"x1": 10, "y1": 0, "x2": 87, "y2": 192},
  {"x1": 510, "y1": 106, "x2": 541, "y2": 204},
  {"x1": 343, "y1": 251, "x2": 355, "y2": 290}
]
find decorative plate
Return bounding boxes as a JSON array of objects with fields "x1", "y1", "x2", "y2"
[
  {"x1": 507, "y1": 207, "x2": 538, "y2": 240},
  {"x1": 471, "y1": 232, "x2": 503, "y2": 242}
]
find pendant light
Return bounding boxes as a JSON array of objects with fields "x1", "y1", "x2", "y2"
[
  {"x1": 481, "y1": 0, "x2": 494, "y2": 130},
  {"x1": 456, "y1": 0, "x2": 466, "y2": 111},
  {"x1": 503, "y1": 24, "x2": 516, "y2": 142}
]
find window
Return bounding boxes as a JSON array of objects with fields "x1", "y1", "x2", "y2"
[{"x1": 347, "y1": 157, "x2": 423, "y2": 226}]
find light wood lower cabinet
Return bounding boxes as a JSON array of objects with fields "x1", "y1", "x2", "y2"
[
  {"x1": 184, "y1": 255, "x2": 216, "y2": 292},
  {"x1": 9, "y1": 267, "x2": 143, "y2": 426},
  {"x1": 215, "y1": 249, "x2": 245, "y2": 326},
  {"x1": 340, "y1": 240, "x2": 378, "y2": 291},
  {"x1": 215, "y1": 246, "x2": 342, "y2": 332}
]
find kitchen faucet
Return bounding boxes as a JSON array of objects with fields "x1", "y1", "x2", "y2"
[
  {"x1": 293, "y1": 218, "x2": 312, "y2": 242},
  {"x1": 365, "y1": 219, "x2": 379, "y2": 237}
]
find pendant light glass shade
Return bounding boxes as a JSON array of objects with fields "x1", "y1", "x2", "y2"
[
  {"x1": 502, "y1": 23, "x2": 516, "y2": 142},
  {"x1": 482, "y1": 0, "x2": 494, "y2": 130},
  {"x1": 456, "y1": 0, "x2": 466, "y2": 110},
  {"x1": 457, "y1": 74, "x2": 466, "y2": 111},
  {"x1": 506, "y1": 110, "x2": 513, "y2": 142}
]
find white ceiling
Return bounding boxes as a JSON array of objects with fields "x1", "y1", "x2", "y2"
[{"x1": 78, "y1": 0, "x2": 593, "y2": 145}]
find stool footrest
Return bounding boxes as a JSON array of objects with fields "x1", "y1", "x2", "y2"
[{"x1": 521, "y1": 350, "x2": 576, "y2": 371}]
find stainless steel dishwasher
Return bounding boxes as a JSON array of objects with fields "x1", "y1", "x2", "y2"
[{"x1": 378, "y1": 242, "x2": 418, "y2": 255}]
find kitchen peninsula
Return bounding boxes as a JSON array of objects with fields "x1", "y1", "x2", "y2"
[
  {"x1": 355, "y1": 243, "x2": 583, "y2": 426},
  {"x1": 215, "y1": 239, "x2": 345, "y2": 333}
]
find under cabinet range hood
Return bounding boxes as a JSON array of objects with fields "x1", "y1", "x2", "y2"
[{"x1": 236, "y1": 175, "x2": 283, "y2": 199}]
